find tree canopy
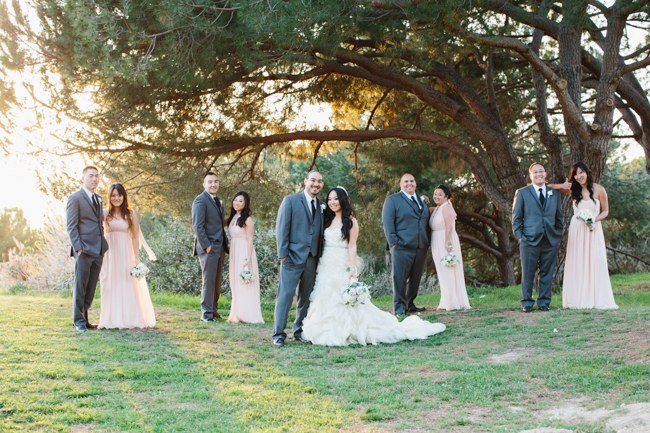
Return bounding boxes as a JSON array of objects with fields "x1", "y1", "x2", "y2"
[{"x1": 1, "y1": 0, "x2": 648, "y2": 284}]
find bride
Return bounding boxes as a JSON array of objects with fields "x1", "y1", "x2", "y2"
[{"x1": 302, "y1": 187, "x2": 446, "y2": 346}]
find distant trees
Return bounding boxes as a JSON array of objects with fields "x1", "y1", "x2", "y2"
[{"x1": 0, "y1": 208, "x2": 39, "y2": 261}]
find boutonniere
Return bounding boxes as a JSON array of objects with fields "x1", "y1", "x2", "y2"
[
  {"x1": 320, "y1": 203, "x2": 326, "y2": 212},
  {"x1": 547, "y1": 191, "x2": 553, "y2": 197}
]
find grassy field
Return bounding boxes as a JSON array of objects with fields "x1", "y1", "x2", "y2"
[{"x1": 0, "y1": 274, "x2": 648, "y2": 432}]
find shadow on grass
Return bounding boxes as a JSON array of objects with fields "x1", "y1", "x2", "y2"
[{"x1": 0, "y1": 295, "x2": 356, "y2": 433}]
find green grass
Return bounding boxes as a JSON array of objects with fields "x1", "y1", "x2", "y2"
[{"x1": 0, "y1": 273, "x2": 648, "y2": 432}]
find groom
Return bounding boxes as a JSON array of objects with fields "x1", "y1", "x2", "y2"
[
  {"x1": 272, "y1": 170, "x2": 324, "y2": 347},
  {"x1": 382, "y1": 173, "x2": 430, "y2": 317},
  {"x1": 66, "y1": 166, "x2": 109, "y2": 333},
  {"x1": 512, "y1": 162, "x2": 563, "y2": 312}
]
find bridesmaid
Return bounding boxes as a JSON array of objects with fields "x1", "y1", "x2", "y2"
[
  {"x1": 429, "y1": 185, "x2": 470, "y2": 311},
  {"x1": 226, "y1": 192, "x2": 264, "y2": 323},
  {"x1": 549, "y1": 162, "x2": 618, "y2": 309},
  {"x1": 99, "y1": 184, "x2": 157, "y2": 329}
]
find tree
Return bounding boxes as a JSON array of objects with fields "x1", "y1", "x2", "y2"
[
  {"x1": 0, "y1": 208, "x2": 39, "y2": 261},
  {"x1": 1, "y1": 0, "x2": 648, "y2": 284}
]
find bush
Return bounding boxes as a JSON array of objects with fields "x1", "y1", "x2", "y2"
[
  {"x1": 8, "y1": 282, "x2": 29, "y2": 294},
  {"x1": 139, "y1": 214, "x2": 202, "y2": 294},
  {"x1": 139, "y1": 214, "x2": 282, "y2": 297}
]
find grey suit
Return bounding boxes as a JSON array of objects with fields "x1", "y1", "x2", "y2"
[
  {"x1": 192, "y1": 191, "x2": 227, "y2": 320},
  {"x1": 512, "y1": 184, "x2": 563, "y2": 308},
  {"x1": 66, "y1": 188, "x2": 109, "y2": 327},
  {"x1": 382, "y1": 192, "x2": 430, "y2": 315},
  {"x1": 273, "y1": 193, "x2": 323, "y2": 340}
]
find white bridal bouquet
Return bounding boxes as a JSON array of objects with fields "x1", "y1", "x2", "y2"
[
  {"x1": 240, "y1": 267, "x2": 254, "y2": 283},
  {"x1": 342, "y1": 280, "x2": 371, "y2": 307},
  {"x1": 440, "y1": 252, "x2": 460, "y2": 267},
  {"x1": 577, "y1": 209, "x2": 595, "y2": 232},
  {"x1": 130, "y1": 262, "x2": 150, "y2": 279}
]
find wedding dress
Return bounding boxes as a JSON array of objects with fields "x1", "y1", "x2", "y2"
[{"x1": 302, "y1": 227, "x2": 446, "y2": 346}]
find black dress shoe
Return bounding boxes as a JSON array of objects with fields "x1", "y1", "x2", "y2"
[
  {"x1": 74, "y1": 324, "x2": 87, "y2": 333},
  {"x1": 273, "y1": 337, "x2": 285, "y2": 347},
  {"x1": 538, "y1": 306, "x2": 550, "y2": 311},
  {"x1": 293, "y1": 334, "x2": 310, "y2": 343},
  {"x1": 200, "y1": 317, "x2": 217, "y2": 322},
  {"x1": 407, "y1": 306, "x2": 426, "y2": 313},
  {"x1": 86, "y1": 322, "x2": 98, "y2": 330},
  {"x1": 521, "y1": 306, "x2": 533, "y2": 313}
]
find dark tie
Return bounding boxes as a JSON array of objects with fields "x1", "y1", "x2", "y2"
[
  {"x1": 538, "y1": 188, "x2": 545, "y2": 207},
  {"x1": 410, "y1": 195, "x2": 420, "y2": 210},
  {"x1": 311, "y1": 199, "x2": 317, "y2": 220},
  {"x1": 92, "y1": 194, "x2": 100, "y2": 214}
]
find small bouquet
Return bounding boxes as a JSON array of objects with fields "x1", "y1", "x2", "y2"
[
  {"x1": 342, "y1": 280, "x2": 371, "y2": 307},
  {"x1": 130, "y1": 262, "x2": 150, "y2": 279},
  {"x1": 577, "y1": 209, "x2": 595, "y2": 232},
  {"x1": 440, "y1": 252, "x2": 460, "y2": 267},
  {"x1": 240, "y1": 267, "x2": 254, "y2": 283}
]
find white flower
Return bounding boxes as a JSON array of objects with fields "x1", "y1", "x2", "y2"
[
  {"x1": 320, "y1": 203, "x2": 326, "y2": 212},
  {"x1": 130, "y1": 262, "x2": 150, "y2": 279},
  {"x1": 240, "y1": 268, "x2": 254, "y2": 283},
  {"x1": 342, "y1": 280, "x2": 371, "y2": 307},
  {"x1": 547, "y1": 191, "x2": 553, "y2": 197},
  {"x1": 440, "y1": 253, "x2": 459, "y2": 267},
  {"x1": 577, "y1": 209, "x2": 595, "y2": 232}
]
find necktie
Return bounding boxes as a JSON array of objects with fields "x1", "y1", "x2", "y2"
[
  {"x1": 92, "y1": 194, "x2": 100, "y2": 214},
  {"x1": 410, "y1": 195, "x2": 420, "y2": 210},
  {"x1": 311, "y1": 199, "x2": 317, "y2": 219},
  {"x1": 538, "y1": 188, "x2": 545, "y2": 207}
]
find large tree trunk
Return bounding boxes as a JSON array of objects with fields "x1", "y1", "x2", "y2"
[{"x1": 558, "y1": 0, "x2": 588, "y2": 165}]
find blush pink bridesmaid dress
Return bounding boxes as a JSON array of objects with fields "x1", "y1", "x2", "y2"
[
  {"x1": 429, "y1": 202, "x2": 470, "y2": 310},
  {"x1": 562, "y1": 199, "x2": 618, "y2": 309},
  {"x1": 226, "y1": 218, "x2": 264, "y2": 323},
  {"x1": 99, "y1": 212, "x2": 156, "y2": 328}
]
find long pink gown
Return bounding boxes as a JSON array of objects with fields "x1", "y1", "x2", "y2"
[
  {"x1": 99, "y1": 212, "x2": 156, "y2": 329},
  {"x1": 429, "y1": 201, "x2": 470, "y2": 310},
  {"x1": 227, "y1": 218, "x2": 264, "y2": 323},
  {"x1": 562, "y1": 199, "x2": 618, "y2": 309}
]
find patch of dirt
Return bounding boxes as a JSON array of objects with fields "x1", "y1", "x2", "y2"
[
  {"x1": 518, "y1": 429, "x2": 573, "y2": 433},
  {"x1": 488, "y1": 348, "x2": 534, "y2": 364},
  {"x1": 544, "y1": 398, "x2": 613, "y2": 422},
  {"x1": 69, "y1": 425, "x2": 96, "y2": 433},
  {"x1": 543, "y1": 400, "x2": 650, "y2": 433},
  {"x1": 606, "y1": 403, "x2": 650, "y2": 433}
]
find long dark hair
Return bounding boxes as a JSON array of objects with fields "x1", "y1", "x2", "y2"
[
  {"x1": 227, "y1": 191, "x2": 252, "y2": 228},
  {"x1": 106, "y1": 183, "x2": 134, "y2": 234},
  {"x1": 324, "y1": 187, "x2": 355, "y2": 242},
  {"x1": 568, "y1": 162, "x2": 595, "y2": 204}
]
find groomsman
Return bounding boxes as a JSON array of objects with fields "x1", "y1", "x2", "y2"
[
  {"x1": 273, "y1": 170, "x2": 324, "y2": 347},
  {"x1": 66, "y1": 166, "x2": 109, "y2": 332},
  {"x1": 512, "y1": 162, "x2": 563, "y2": 312},
  {"x1": 382, "y1": 173, "x2": 430, "y2": 316},
  {"x1": 192, "y1": 172, "x2": 228, "y2": 322}
]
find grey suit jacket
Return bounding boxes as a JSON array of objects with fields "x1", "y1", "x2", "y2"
[
  {"x1": 512, "y1": 184, "x2": 563, "y2": 246},
  {"x1": 192, "y1": 191, "x2": 227, "y2": 255},
  {"x1": 66, "y1": 188, "x2": 109, "y2": 258},
  {"x1": 276, "y1": 193, "x2": 324, "y2": 265},
  {"x1": 382, "y1": 192, "x2": 430, "y2": 249}
]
